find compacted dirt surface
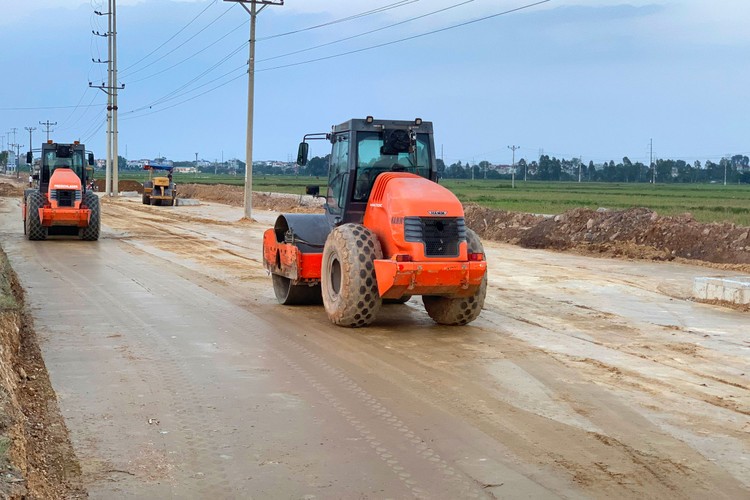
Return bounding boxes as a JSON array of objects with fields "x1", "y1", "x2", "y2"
[{"x1": 0, "y1": 183, "x2": 748, "y2": 498}]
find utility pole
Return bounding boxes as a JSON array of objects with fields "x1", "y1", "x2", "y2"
[
  {"x1": 195, "y1": 152, "x2": 199, "y2": 172},
  {"x1": 112, "y1": 0, "x2": 120, "y2": 196},
  {"x1": 508, "y1": 145, "x2": 519, "y2": 189},
  {"x1": 91, "y1": 0, "x2": 123, "y2": 197},
  {"x1": 25, "y1": 126, "x2": 36, "y2": 152},
  {"x1": 724, "y1": 158, "x2": 728, "y2": 186},
  {"x1": 226, "y1": 0, "x2": 284, "y2": 219},
  {"x1": 38, "y1": 121, "x2": 56, "y2": 142},
  {"x1": 650, "y1": 138, "x2": 654, "y2": 184},
  {"x1": 25, "y1": 127, "x2": 36, "y2": 174},
  {"x1": 15, "y1": 143, "x2": 24, "y2": 175},
  {"x1": 578, "y1": 156, "x2": 582, "y2": 183}
]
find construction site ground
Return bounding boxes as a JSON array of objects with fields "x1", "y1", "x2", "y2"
[{"x1": 0, "y1": 179, "x2": 747, "y2": 498}]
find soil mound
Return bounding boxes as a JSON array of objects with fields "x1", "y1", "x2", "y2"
[
  {"x1": 464, "y1": 205, "x2": 750, "y2": 265},
  {"x1": 178, "y1": 184, "x2": 324, "y2": 213},
  {"x1": 156, "y1": 184, "x2": 750, "y2": 267},
  {"x1": 93, "y1": 179, "x2": 143, "y2": 193},
  {"x1": 0, "y1": 183, "x2": 23, "y2": 197}
]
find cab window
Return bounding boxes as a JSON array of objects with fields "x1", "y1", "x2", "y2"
[
  {"x1": 353, "y1": 131, "x2": 431, "y2": 201},
  {"x1": 326, "y1": 133, "x2": 350, "y2": 214}
]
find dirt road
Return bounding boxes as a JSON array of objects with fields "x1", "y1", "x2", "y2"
[{"x1": 0, "y1": 195, "x2": 747, "y2": 498}]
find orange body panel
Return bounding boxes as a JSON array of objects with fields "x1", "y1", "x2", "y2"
[
  {"x1": 263, "y1": 229, "x2": 322, "y2": 281},
  {"x1": 374, "y1": 258, "x2": 486, "y2": 299},
  {"x1": 363, "y1": 173, "x2": 467, "y2": 261},
  {"x1": 363, "y1": 173, "x2": 487, "y2": 298},
  {"x1": 47, "y1": 169, "x2": 83, "y2": 210},
  {"x1": 38, "y1": 207, "x2": 91, "y2": 227}
]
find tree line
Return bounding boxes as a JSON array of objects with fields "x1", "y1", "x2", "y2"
[
  {"x1": 283, "y1": 154, "x2": 750, "y2": 184},
  {"x1": 439, "y1": 154, "x2": 750, "y2": 184}
]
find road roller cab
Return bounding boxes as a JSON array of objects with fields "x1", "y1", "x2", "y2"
[
  {"x1": 22, "y1": 141, "x2": 100, "y2": 241},
  {"x1": 262, "y1": 117, "x2": 487, "y2": 327}
]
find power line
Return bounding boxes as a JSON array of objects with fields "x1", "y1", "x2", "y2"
[
  {"x1": 120, "y1": 0, "x2": 550, "y2": 119},
  {"x1": 126, "y1": 0, "x2": 426, "y2": 89},
  {"x1": 127, "y1": 18, "x2": 248, "y2": 84},
  {"x1": 80, "y1": 119, "x2": 106, "y2": 144},
  {"x1": 257, "y1": 0, "x2": 417, "y2": 41},
  {"x1": 122, "y1": 65, "x2": 247, "y2": 121},
  {"x1": 58, "y1": 91, "x2": 106, "y2": 133},
  {"x1": 127, "y1": 43, "x2": 247, "y2": 114},
  {"x1": 258, "y1": 0, "x2": 475, "y2": 64},
  {"x1": 257, "y1": 0, "x2": 552, "y2": 73},
  {"x1": 119, "y1": 0, "x2": 218, "y2": 74},
  {"x1": 0, "y1": 104, "x2": 102, "y2": 111},
  {"x1": 121, "y1": 2, "x2": 236, "y2": 79}
]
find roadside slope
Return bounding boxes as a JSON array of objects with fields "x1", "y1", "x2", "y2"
[{"x1": 0, "y1": 245, "x2": 84, "y2": 498}]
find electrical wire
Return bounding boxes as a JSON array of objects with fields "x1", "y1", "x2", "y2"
[
  {"x1": 0, "y1": 104, "x2": 103, "y2": 111},
  {"x1": 141, "y1": 41, "x2": 248, "y2": 110},
  {"x1": 257, "y1": 0, "x2": 552, "y2": 72},
  {"x1": 119, "y1": 0, "x2": 218, "y2": 74},
  {"x1": 126, "y1": 0, "x2": 422, "y2": 86},
  {"x1": 121, "y1": 71, "x2": 247, "y2": 121},
  {"x1": 80, "y1": 119, "x2": 106, "y2": 144},
  {"x1": 122, "y1": 62, "x2": 248, "y2": 118},
  {"x1": 58, "y1": 91, "x2": 106, "y2": 133},
  {"x1": 121, "y1": 2, "x2": 235, "y2": 79},
  {"x1": 127, "y1": 18, "x2": 248, "y2": 84},
  {"x1": 258, "y1": 0, "x2": 475, "y2": 63},
  {"x1": 120, "y1": 0, "x2": 550, "y2": 120},
  {"x1": 121, "y1": 0, "x2": 462, "y2": 112},
  {"x1": 257, "y1": 0, "x2": 418, "y2": 41}
]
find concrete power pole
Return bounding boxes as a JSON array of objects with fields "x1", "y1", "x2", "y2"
[
  {"x1": 650, "y1": 138, "x2": 655, "y2": 184},
  {"x1": 25, "y1": 127, "x2": 35, "y2": 152},
  {"x1": 38, "y1": 121, "x2": 56, "y2": 142},
  {"x1": 91, "y1": 0, "x2": 123, "y2": 197},
  {"x1": 25, "y1": 127, "x2": 36, "y2": 172},
  {"x1": 112, "y1": 0, "x2": 120, "y2": 196},
  {"x1": 508, "y1": 145, "x2": 519, "y2": 189},
  {"x1": 226, "y1": 0, "x2": 284, "y2": 220},
  {"x1": 15, "y1": 143, "x2": 24, "y2": 176}
]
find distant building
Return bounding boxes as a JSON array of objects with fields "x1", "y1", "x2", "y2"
[{"x1": 493, "y1": 164, "x2": 516, "y2": 175}]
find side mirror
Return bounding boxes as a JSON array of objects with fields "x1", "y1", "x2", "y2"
[
  {"x1": 88, "y1": 153, "x2": 95, "y2": 166},
  {"x1": 296, "y1": 142, "x2": 309, "y2": 166},
  {"x1": 305, "y1": 185, "x2": 320, "y2": 197},
  {"x1": 26, "y1": 152, "x2": 32, "y2": 164}
]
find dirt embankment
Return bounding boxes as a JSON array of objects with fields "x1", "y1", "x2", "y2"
[
  {"x1": 465, "y1": 205, "x2": 750, "y2": 268},
  {"x1": 93, "y1": 179, "x2": 143, "y2": 193},
  {"x1": 0, "y1": 248, "x2": 83, "y2": 498},
  {"x1": 178, "y1": 184, "x2": 750, "y2": 268},
  {"x1": 178, "y1": 183, "x2": 325, "y2": 213},
  {"x1": 0, "y1": 183, "x2": 24, "y2": 197}
]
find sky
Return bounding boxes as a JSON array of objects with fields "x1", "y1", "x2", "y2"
[{"x1": 1, "y1": 0, "x2": 748, "y2": 166}]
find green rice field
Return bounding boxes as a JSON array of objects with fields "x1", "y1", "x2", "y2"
[{"x1": 116, "y1": 172, "x2": 750, "y2": 226}]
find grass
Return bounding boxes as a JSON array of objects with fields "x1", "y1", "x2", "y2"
[{"x1": 114, "y1": 171, "x2": 750, "y2": 225}]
